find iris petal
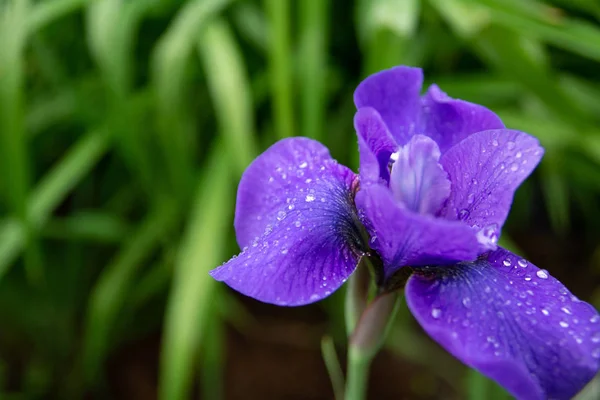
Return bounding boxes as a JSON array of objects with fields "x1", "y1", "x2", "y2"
[
  {"x1": 211, "y1": 138, "x2": 364, "y2": 306},
  {"x1": 406, "y1": 247, "x2": 600, "y2": 400}
]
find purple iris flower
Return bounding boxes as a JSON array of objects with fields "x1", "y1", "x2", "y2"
[{"x1": 210, "y1": 66, "x2": 600, "y2": 399}]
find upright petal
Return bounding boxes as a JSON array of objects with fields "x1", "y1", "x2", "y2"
[
  {"x1": 389, "y1": 134, "x2": 450, "y2": 215},
  {"x1": 354, "y1": 66, "x2": 423, "y2": 145},
  {"x1": 420, "y1": 84, "x2": 505, "y2": 153},
  {"x1": 354, "y1": 107, "x2": 397, "y2": 185},
  {"x1": 406, "y1": 248, "x2": 600, "y2": 400},
  {"x1": 439, "y1": 129, "x2": 544, "y2": 248},
  {"x1": 355, "y1": 185, "x2": 479, "y2": 280},
  {"x1": 212, "y1": 138, "x2": 365, "y2": 306}
]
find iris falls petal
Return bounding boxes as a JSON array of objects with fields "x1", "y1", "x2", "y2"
[
  {"x1": 212, "y1": 138, "x2": 364, "y2": 305},
  {"x1": 355, "y1": 185, "x2": 479, "y2": 280},
  {"x1": 406, "y1": 248, "x2": 600, "y2": 400}
]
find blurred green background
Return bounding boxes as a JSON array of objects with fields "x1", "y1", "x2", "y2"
[{"x1": 0, "y1": 0, "x2": 599, "y2": 399}]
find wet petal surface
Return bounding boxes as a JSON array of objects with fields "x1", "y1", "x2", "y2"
[
  {"x1": 420, "y1": 84, "x2": 505, "y2": 153},
  {"x1": 355, "y1": 185, "x2": 479, "y2": 279},
  {"x1": 212, "y1": 138, "x2": 364, "y2": 306},
  {"x1": 406, "y1": 248, "x2": 600, "y2": 400},
  {"x1": 439, "y1": 129, "x2": 543, "y2": 248}
]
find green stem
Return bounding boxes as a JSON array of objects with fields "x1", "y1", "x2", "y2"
[{"x1": 345, "y1": 345, "x2": 372, "y2": 400}]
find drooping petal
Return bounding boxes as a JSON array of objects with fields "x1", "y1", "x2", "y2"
[
  {"x1": 439, "y1": 129, "x2": 544, "y2": 249},
  {"x1": 353, "y1": 107, "x2": 397, "y2": 184},
  {"x1": 234, "y1": 137, "x2": 351, "y2": 247},
  {"x1": 354, "y1": 66, "x2": 423, "y2": 145},
  {"x1": 420, "y1": 84, "x2": 505, "y2": 153},
  {"x1": 355, "y1": 185, "x2": 479, "y2": 279},
  {"x1": 212, "y1": 138, "x2": 365, "y2": 306},
  {"x1": 389, "y1": 134, "x2": 451, "y2": 215},
  {"x1": 406, "y1": 248, "x2": 600, "y2": 400}
]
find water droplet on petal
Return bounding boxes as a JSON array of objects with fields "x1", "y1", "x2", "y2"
[
  {"x1": 310, "y1": 294, "x2": 320, "y2": 301},
  {"x1": 305, "y1": 194, "x2": 316, "y2": 202},
  {"x1": 510, "y1": 163, "x2": 519, "y2": 172},
  {"x1": 462, "y1": 297, "x2": 471, "y2": 308},
  {"x1": 591, "y1": 315, "x2": 600, "y2": 323},
  {"x1": 592, "y1": 348, "x2": 600, "y2": 359},
  {"x1": 561, "y1": 307, "x2": 572, "y2": 315},
  {"x1": 591, "y1": 333, "x2": 600, "y2": 343},
  {"x1": 458, "y1": 209, "x2": 470, "y2": 220},
  {"x1": 431, "y1": 308, "x2": 442, "y2": 319},
  {"x1": 518, "y1": 259, "x2": 527, "y2": 268},
  {"x1": 467, "y1": 193, "x2": 475, "y2": 204},
  {"x1": 299, "y1": 161, "x2": 308, "y2": 168},
  {"x1": 503, "y1": 259, "x2": 512, "y2": 267},
  {"x1": 536, "y1": 270, "x2": 549, "y2": 279},
  {"x1": 507, "y1": 141, "x2": 516, "y2": 150},
  {"x1": 277, "y1": 211, "x2": 287, "y2": 221},
  {"x1": 559, "y1": 321, "x2": 569, "y2": 328},
  {"x1": 541, "y1": 309, "x2": 550, "y2": 316},
  {"x1": 492, "y1": 139, "x2": 499, "y2": 147}
]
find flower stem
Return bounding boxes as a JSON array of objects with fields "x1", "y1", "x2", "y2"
[{"x1": 345, "y1": 345, "x2": 373, "y2": 400}]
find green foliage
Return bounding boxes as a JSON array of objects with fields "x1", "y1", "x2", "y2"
[{"x1": 0, "y1": 0, "x2": 599, "y2": 398}]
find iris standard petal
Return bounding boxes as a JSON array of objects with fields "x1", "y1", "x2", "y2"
[
  {"x1": 420, "y1": 84, "x2": 505, "y2": 153},
  {"x1": 355, "y1": 184, "x2": 479, "y2": 280},
  {"x1": 354, "y1": 66, "x2": 423, "y2": 145},
  {"x1": 389, "y1": 134, "x2": 450, "y2": 215},
  {"x1": 354, "y1": 107, "x2": 397, "y2": 184},
  {"x1": 212, "y1": 138, "x2": 365, "y2": 306},
  {"x1": 406, "y1": 248, "x2": 600, "y2": 400},
  {"x1": 439, "y1": 129, "x2": 544, "y2": 247}
]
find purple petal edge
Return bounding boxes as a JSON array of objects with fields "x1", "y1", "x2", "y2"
[{"x1": 406, "y1": 247, "x2": 600, "y2": 400}]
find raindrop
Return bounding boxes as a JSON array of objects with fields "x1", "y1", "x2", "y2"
[
  {"x1": 561, "y1": 307, "x2": 572, "y2": 315},
  {"x1": 305, "y1": 178, "x2": 313, "y2": 184},
  {"x1": 518, "y1": 259, "x2": 528, "y2": 268},
  {"x1": 431, "y1": 308, "x2": 442, "y2": 319},
  {"x1": 510, "y1": 163, "x2": 519, "y2": 172},
  {"x1": 467, "y1": 193, "x2": 475, "y2": 204},
  {"x1": 305, "y1": 194, "x2": 316, "y2": 202},
  {"x1": 492, "y1": 139, "x2": 499, "y2": 147},
  {"x1": 541, "y1": 309, "x2": 550, "y2": 316},
  {"x1": 484, "y1": 286, "x2": 491, "y2": 294},
  {"x1": 370, "y1": 235, "x2": 378, "y2": 244},
  {"x1": 516, "y1": 151, "x2": 522, "y2": 158},
  {"x1": 281, "y1": 249, "x2": 288, "y2": 255},
  {"x1": 559, "y1": 321, "x2": 569, "y2": 328},
  {"x1": 462, "y1": 297, "x2": 471, "y2": 308},
  {"x1": 536, "y1": 270, "x2": 549, "y2": 279},
  {"x1": 299, "y1": 161, "x2": 308, "y2": 168},
  {"x1": 277, "y1": 211, "x2": 287, "y2": 221},
  {"x1": 294, "y1": 220, "x2": 302, "y2": 228},
  {"x1": 288, "y1": 204, "x2": 295, "y2": 211},
  {"x1": 503, "y1": 259, "x2": 512, "y2": 267}
]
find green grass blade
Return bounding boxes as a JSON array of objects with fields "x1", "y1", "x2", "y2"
[
  {"x1": 82, "y1": 200, "x2": 179, "y2": 382},
  {"x1": 158, "y1": 147, "x2": 233, "y2": 400},
  {"x1": 197, "y1": 18, "x2": 257, "y2": 173},
  {"x1": 28, "y1": 0, "x2": 88, "y2": 33},
  {"x1": 264, "y1": 0, "x2": 295, "y2": 139},
  {"x1": 298, "y1": 0, "x2": 329, "y2": 141},
  {"x1": 0, "y1": 0, "x2": 39, "y2": 282},
  {"x1": 152, "y1": 0, "x2": 234, "y2": 195},
  {"x1": 0, "y1": 129, "x2": 109, "y2": 280}
]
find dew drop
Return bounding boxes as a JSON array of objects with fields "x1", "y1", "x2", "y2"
[
  {"x1": 462, "y1": 297, "x2": 471, "y2": 308},
  {"x1": 467, "y1": 193, "x2": 475, "y2": 204},
  {"x1": 591, "y1": 333, "x2": 600, "y2": 343},
  {"x1": 591, "y1": 315, "x2": 600, "y2": 323},
  {"x1": 305, "y1": 178, "x2": 312, "y2": 184},
  {"x1": 559, "y1": 321, "x2": 569, "y2": 328},
  {"x1": 536, "y1": 270, "x2": 549, "y2": 279},
  {"x1": 305, "y1": 194, "x2": 316, "y2": 202},
  {"x1": 484, "y1": 286, "x2": 491, "y2": 294},
  {"x1": 510, "y1": 163, "x2": 519, "y2": 172},
  {"x1": 503, "y1": 259, "x2": 512, "y2": 267},
  {"x1": 561, "y1": 307, "x2": 572, "y2": 315},
  {"x1": 370, "y1": 235, "x2": 378, "y2": 244},
  {"x1": 276, "y1": 210, "x2": 287, "y2": 221},
  {"x1": 541, "y1": 309, "x2": 550, "y2": 316},
  {"x1": 288, "y1": 204, "x2": 295, "y2": 211},
  {"x1": 431, "y1": 308, "x2": 442, "y2": 319},
  {"x1": 492, "y1": 139, "x2": 499, "y2": 147},
  {"x1": 516, "y1": 151, "x2": 522, "y2": 158},
  {"x1": 281, "y1": 249, "x2": 288, "y2": 255},
  {"x1": 310, "y1": 294, "x2": 320, "y2": 301},
  {"x1": 294, "y1": 220, "x2": 302, "y2": 228},
  {"x1": 507, "y1": 141, "x2": 516, "y2": 150},
  {"x1": 518, "y1": 259, "x2": 528, "y2": 268},
  {"x1": 299, "y1": 161, "x2": 308, "y2": 168}
]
